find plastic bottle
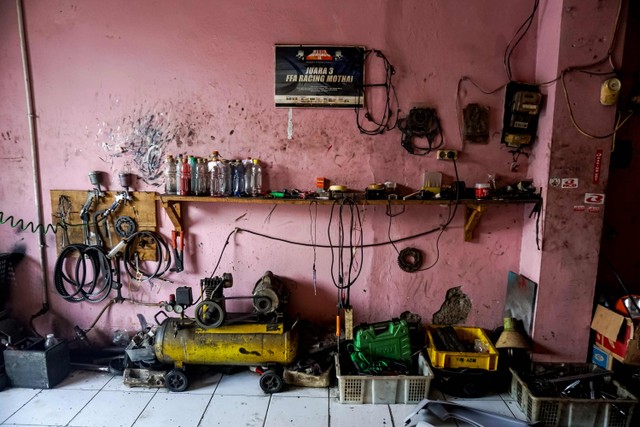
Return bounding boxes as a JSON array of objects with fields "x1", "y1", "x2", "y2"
[
  {"x1": 219, "y1": 159, "x2": 231, "y2": 196},
  {"x1": 251, "y1": 158, "x2": 263, "y2": 197},
  {"x1": 188, "y1": 156, "x2": 197, "y2": 193},
  {"x1": 209, "y1": 160, "x2": 220, "y2": 196},
  {"x1": 244, "y1": 158, "x2": 254, "y2": 196},
  {"x1": 179, "y1": 157, "x2": 191, "y2": 196},
  {"x1": 176, "y1": 155, "x2": 183, "y2": 195},
  {"x1": 231, "y1": 160, "x2": 245, "y2": 197},
  {"x1": 44, "y1": 333, "x2": 59, "y2": 349},
  {"x1": 164, "y1": 155, "x2": 177, "y2": 195},
  {"x1": 195, "y1": 158, "x2": 208, "y2": 196}
]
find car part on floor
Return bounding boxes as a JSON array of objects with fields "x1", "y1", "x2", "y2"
[{"x1": 403, "y1": 398, "x2": 539, "y2": 427}]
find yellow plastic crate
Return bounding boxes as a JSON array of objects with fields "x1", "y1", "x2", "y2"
[{"x1": 426, "y1": 326, "x2": 499, "y2": 371}]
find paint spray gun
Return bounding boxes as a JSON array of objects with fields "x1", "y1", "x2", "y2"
[{"x1": 79, "y1": 171, "x2": 105, "y2": 245}]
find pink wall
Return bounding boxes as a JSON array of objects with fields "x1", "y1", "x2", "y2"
[{"x1": 0, "y1": 0, "x2": 626, "y2": 360}]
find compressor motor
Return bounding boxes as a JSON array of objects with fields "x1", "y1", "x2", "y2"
[{"x1": 184, "y1": 271, "x2": 289, "y2": 329}]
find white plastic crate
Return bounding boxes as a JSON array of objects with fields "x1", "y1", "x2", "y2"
[
  {"x1": 510, "y1": 364, "x2": 638, "y2": 427},
  {"x1": 335, "y1": 352, "x2": 433, "y2": 404}
]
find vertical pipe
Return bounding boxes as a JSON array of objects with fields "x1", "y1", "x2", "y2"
[{"x1": 16, "y1": 0, "x2": 50, "y2": 321}]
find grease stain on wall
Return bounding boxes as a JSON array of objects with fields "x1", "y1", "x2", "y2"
[{"x1": 96, "y1": 102, "x2": 215, "y2": 184}]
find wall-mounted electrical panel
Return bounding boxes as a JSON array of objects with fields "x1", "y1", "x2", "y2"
[{"x1": 501, "y1": 82, "x2": 542, "y2": 148}]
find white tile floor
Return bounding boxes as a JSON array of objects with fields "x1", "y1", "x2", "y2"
[{"x1": 0, "y1": 368, "x2": 528, "y2": 427}]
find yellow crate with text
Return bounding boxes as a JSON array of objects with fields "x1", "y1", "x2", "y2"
[{"x1": 426, "y1": 326, "x2": 499, "y2": 371}]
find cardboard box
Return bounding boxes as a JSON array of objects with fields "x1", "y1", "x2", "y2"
[
  {"x1": 591, "y1": 344, "x2": 614, "y2": 370},
  {"x1": 591, "y1": 304, "x2": 640, "y2": 365}
]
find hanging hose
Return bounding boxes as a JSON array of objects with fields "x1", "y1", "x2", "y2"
[
  {"x1": 53, "y1": 244, "x2": 113, "y2": 303},
  {"x1": 123, "y1": 231, "x2": 172, "y2": 281}
]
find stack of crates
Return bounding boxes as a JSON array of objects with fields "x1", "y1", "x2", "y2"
[{"x1": 425, "y1": 325, "x2": 499, "y2": 397}]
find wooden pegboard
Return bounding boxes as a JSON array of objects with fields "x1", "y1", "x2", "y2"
[{"x1": 50, "y1": 190, "x2": 157, "y2": 257}]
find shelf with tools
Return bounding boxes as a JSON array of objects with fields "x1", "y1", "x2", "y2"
[{"x1": 156, "y1": 194, "x2": 541, "y2": 242}]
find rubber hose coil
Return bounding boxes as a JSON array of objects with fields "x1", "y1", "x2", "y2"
[
  {"x1": 53, "y1": 244, "x2": 113, "y2": 303},
  {"x1": 397, "y1": 247, "x2": 423, "y2": 273}
]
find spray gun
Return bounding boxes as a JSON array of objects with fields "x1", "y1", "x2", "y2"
[
  {"x1": 118, "y1": 170, "x2": 134, "y2": 202},
  {"x1": 79, "y1": 171, "x2": 105, "y2": 245},
  {"x1": 94, "y1": 171, "x2": 135, "y2": 248}
]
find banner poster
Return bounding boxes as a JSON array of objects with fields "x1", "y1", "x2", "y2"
[{"x1": 275, "y1": 45, "x2": 365, "y2": 108}]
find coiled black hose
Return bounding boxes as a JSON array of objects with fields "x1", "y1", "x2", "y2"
[
  {"x1": 123, "y1": 231, "x2": 172, "y2": 281},
  {"x1": 54, "y1": 244, "x2": 113, "y2": 303}
]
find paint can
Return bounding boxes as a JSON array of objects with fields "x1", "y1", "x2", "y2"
[
  {"x1": 475, "y1": 183, "x2": 490, "y2": 199},
  {"x1": 600, "y1": 78, "x2": 621, "y2": 106}
]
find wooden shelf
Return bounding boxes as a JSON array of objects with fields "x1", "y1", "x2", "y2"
[{"x1": 156, "y1": 194, "x2": 541, "y2": 241}]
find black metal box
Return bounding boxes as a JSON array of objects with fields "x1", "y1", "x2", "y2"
[{"x1": 4, "y1": 338, "x2": 70, "y2": 388}]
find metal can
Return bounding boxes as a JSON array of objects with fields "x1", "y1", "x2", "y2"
[{"x1": 475, "y1": 183, "x2": 490, "y2": 199}]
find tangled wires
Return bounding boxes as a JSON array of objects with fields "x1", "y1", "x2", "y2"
[
  {"x1": 328, "y1": 198, "x2": 364, "y2": 308},
  {"x1": 355, "y1": 49, "x2": 400, "y2": 136}
]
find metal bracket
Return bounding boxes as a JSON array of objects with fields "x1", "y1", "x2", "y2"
[{"x1": 464, "y1": 204, "x2": 487, "y2": 242}]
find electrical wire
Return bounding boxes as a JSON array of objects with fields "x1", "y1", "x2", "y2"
[
  {"x1": 309, "y1": 201, "x2": 318, "y2": 296},
  {"x1": 504, "y1": 0, "x2": 540, "y2": 82},
  {"x1": 354, "y1": 49, "x2": 400, "y2": 135},
  {"x1": 328, "y1": 198, "x2": 364, "y2": 308},
  {"x1": 208, "y1": 228, "x2": 237, "y2": 279},
  {"x1": 560, "y1": 69, "x2": 634, "y2": 139}
]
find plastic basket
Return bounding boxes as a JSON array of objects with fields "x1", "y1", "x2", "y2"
[
  {"x1": 335, "y1": 352, "x2": 433, "y2": 404},
  {"x1": 426, "y1": 326, "x2": 499, "y2": 371},
  {"x1": 510, "y1": 363, "x2": 638, "y2": 427}
]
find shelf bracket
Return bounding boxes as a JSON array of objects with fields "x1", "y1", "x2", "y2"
[
  {"x1": 464, "y1": 204, "x2": 487, "y2": 242},
  {"x1": 161, "y1": 199, "x2": 183, "y2": 232}
]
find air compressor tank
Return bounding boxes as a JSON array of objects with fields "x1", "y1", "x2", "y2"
[{"x1": 153, "y1": 318, "x2": 298, "y2": 369}]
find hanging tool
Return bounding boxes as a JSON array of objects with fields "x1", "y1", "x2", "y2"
[
  {"x1": 79, "y1": 171, "x2": 106, "y2": 245},
  {"x1": 170, "y1": 230, "x2": 184, "y2": 273}
]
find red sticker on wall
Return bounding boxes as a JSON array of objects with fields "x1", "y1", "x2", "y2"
[
  {"x1": 593, "y1": 149, "x2": 603, "y2": 184},
  {"x1": 584, "y1": 193, "x2": 605, "y2": 204},
  {"x1": 588, "y1": 206, "x2": 601, "y2": 213},
  {"x1": 574, "y1": 205, "x2": 586, "y2": 212}
]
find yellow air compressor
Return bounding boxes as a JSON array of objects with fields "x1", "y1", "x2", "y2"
[{"x1": 153, "y1": 271, "x2": 298, "y2": 392}]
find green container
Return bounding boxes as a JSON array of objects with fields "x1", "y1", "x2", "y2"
[{"x1": 353, "y1": 319, "x2": 412, "y2": 364}]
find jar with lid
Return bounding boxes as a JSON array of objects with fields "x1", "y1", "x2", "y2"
[{"x1": 475, "y1": 183, "x2": 491, "y2": 199}]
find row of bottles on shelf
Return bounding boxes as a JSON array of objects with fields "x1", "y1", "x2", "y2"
[{"x1": 164, "y1": 152, "x2": 263, "y2": 197}]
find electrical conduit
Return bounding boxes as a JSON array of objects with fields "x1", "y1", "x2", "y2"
[{"x1": 16, "y1": 0, "x2": 50, "y2": 331}]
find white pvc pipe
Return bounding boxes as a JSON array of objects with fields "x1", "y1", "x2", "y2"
[{"x1": 16, "y1": 0, "x2": 50, "y2": 311}]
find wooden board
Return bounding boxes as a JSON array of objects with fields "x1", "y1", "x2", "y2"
[{"x1": 50, "y1": 190, "x2": 157, "y2": 258}]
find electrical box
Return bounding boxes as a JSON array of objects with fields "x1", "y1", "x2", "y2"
[{"x1": 501, "y1": 82, "x2": 542, "y2": 148}]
